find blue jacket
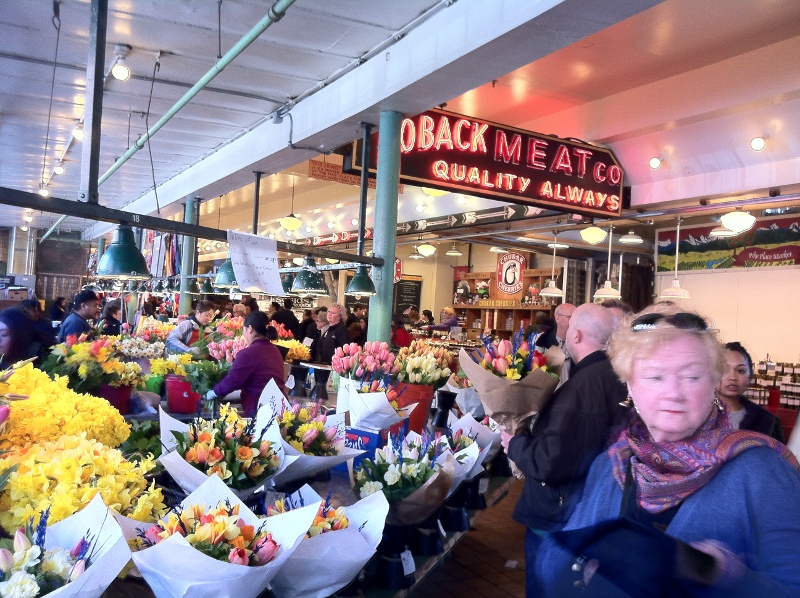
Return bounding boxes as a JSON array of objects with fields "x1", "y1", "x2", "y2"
[
  {"x1": 537, "y1": 448, "x2": 800, "y2": 597},
  {"x1": 56, "y1": 312, "x2": 93, "y2": 343}
]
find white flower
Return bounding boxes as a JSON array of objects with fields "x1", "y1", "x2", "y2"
[
  {"x1": 12, "y1": 546, "x2": 40, "y2": 572},
  {"x1": 383, "y1": 448, "x2": 397, "y2": 465},
  {"x1": 360, "y1": 481, "x2": 384, "y2": 497},
  {"x1": 401, "y1": 461, "x2": 419, "y2": 478},
  {"x1": 40, "y1": 547, "x2": 74, "y2": 580},
  {"x1": 402, "y1": 446, "x2": 419, "y2": 461},
  {"x1": 0, "y1": 570, "x2": 40, "y2": 598},
  {"x1": 383, "y1": 463, "x2": 401, "y2": 486}
]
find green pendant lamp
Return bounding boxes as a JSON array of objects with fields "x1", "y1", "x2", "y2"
[
  {"x1": 290, "y1": 255, "x2": 329, "y2": 297},
  {"x1": 153, "y1": 280, "x2": 165, "y2": 295},
  {"x1": 165, "y1": 278, "x2": 175, "y2": 294},
  {"x1": 345, "y1": 265, "x2": 376, "y2": 297},
  {"x1": 173, "y1": 278, "x2": 181, "y2": 293},
  {"x1": 185, "y1": 278, "x2": 201, "y2": 295},
  {"x1": 200, "y1": 277, "x2": 215, "y2": 294},
  {"x1": 82, "y1": 281, "x2": 102, "y2": 293},
  {"x1": 96, "y1": 224, "x2": 151, "y2": 280},
  {"x1": 282, "y1": 273, "x2": 295, "y2": 294},
  {"x1": 214, "y1": 253, "x2": 237, "y2": 288}
]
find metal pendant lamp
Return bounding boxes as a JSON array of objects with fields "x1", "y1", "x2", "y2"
[
  {"x1": 185, "y1": 278, "x2": 201, "y2": 295},
  {"x1": 200, "y1": 277, "x2": 215, "y2": 294},
  {"x1": 291, "y1": 255, "x2": 329, "y2": 297},
  {"x1": 346, "y1": 265, "x2": 377, "y2": 297},
  {"x1": 540, "y1": 232, "x2": 565, "y2": 299},
  {"x1": 214, "y1": 253, "x2": 237, "y2": 288},
  {"x1": 279, "y1": 178, "x2": 302, "y2": 231},
  {"x1": 282, "y1": 273, "x2": 295, "y2": 294},
  {"x1": 96, "y1": 224, "x2": 151, "y2": 280},
  {"x1": 594, "y1": 226, "x2": 621, "y2": 300},
  {"x1": 659, "y1": 217, "x2": 690, "y2": 300},
  {"x1": 345, "y1": 122, "x2": 377, "y2": 298}
]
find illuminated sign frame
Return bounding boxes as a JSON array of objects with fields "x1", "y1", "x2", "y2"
[
  {"x1": 497, "y1": 252, "x2": 526, "y2": 295},
  {"x1": 349, "y1": 109, "x2": 624, "y2": 218}
]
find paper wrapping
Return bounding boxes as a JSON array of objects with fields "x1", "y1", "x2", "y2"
[
  {"x1": 158, "y1": 403, "x2": 291, "y2": 501},
  {"x1": 385, "y1": 454, "x2": 456, "y2": 526},
  {"x1": 434, "y1": 439, "x2": 480, "y2": 498},
  {"x1": 458, "y1": 347, "x2": 562, "y2": 435},
  {"x1": 446, "y1": 412, "x2": 499, "y2": 478},
  {"x1": 126, "y1": 475, "x2": 319, "y2": 598},
  {"x1": 445, "y1": 375, "x2": 484, "y2": 419},
  {"x1": 44, "y1": 494, "x2": 131, "y2": 598},
  {"x1": 269, "y1": 486, "x2": 389, "y2": 598},
  {"x1": 347, "y1": 386, "x2": 415, "y2": 432}
]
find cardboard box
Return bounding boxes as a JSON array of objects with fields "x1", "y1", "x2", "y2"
[
  {"x1": 333, "y1": 425, "x2": 391, "y2": 472},
  {"x1": 6, "y1": 288, "x2": 28, "y2": 301}
]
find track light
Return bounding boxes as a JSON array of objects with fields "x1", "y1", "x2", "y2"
[
  {"x1": 38, "y1": 183, "x2": 49, "y2": 197},
  {"x1": 72, "y1": 123, "x2": 85, "y2": 141},
  {"x1": 111, "y1": 44, "x2": 132, "y2": 81}
]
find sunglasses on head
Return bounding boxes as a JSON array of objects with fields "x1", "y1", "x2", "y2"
[{"x1": 630, "y1": 312, "x2": 708, "y2": 332}]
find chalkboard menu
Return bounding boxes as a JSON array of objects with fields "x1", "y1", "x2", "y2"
[{"x1": 393, "y1": 277, "x2": 422, "y2": 315}]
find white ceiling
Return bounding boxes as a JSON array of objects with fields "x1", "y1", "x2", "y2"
[{"x1": 1, "y1": 0, "x2": 799, "y2": 253}]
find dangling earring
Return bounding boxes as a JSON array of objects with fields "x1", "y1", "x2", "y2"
[
  {"x1": 619, "y1": 396, "x2": 633, "y2": 408},
  {"x1": 713, "y1": 390, "x2": 724, "y2": 412}
]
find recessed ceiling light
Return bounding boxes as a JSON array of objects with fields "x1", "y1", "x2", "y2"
[
  {"x1": 38, "y1": 183, "x2": 49, "y2": 197},
  {"x1": 23, "y1": 216, "x2": 33, "y2": 223},
  {"x1": 351, "y1": 218, "x2": 358, "y2": 226},
  {"x1": 415, "y1": 204, "x2": 426, "y2": 213},
  {"x1": 285, "y1": 230, "x2": 293, "y2": 237},
  {"x1": 268, "y1": 233, "x2": 275, "y2": 239},
  {"x1": 327, "y1": 221, "x2": 335, "y2": 229},
  {"x1": 305, "y1": 226, "x2": 313, "y2": 233},
  {"x1": 456, "y1": 195, "x2": 466, "y2": 205},
  {"x1": 20, "y1": 226, "x2": 28, "y2": 232},
  {"x1": 648, "y1": 157, "x2": 662, "y2": 170},
  {"x1": 750, "y1": 136, "x2": 766, "y2": 151},
  {"x1": 292, "y1": 257, "x2": 305, "y2": 266}
]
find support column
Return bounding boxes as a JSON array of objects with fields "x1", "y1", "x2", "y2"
[
  {"x1": 126, "y1": 228, "x2": 144, "y2": 324},
  {"x1": 6, "y1": 227, "x2": 16, "y2": 275},
  {"x1": 367, "y1": 110, "x2": 402, "y2": 342},
  {"x1": 179, "y1": 197, "x2": 199, "y2": 315},
  {"x1": 96, "y1": 237, "x2": 106, "y2": 267}
]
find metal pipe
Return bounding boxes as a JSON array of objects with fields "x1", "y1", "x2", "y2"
[
  {"x1": 252, "y1": 171, "x2": 263, "y2": 234},
  {"x1": 39, "y1": 216, "x2": 66, "y2": 243},
  {"x1": 356, "y1": 122, "x2": 372, "y2": 257},
  {"x1": 179, "y1": 197, "x2": 199, "y2": 315},
  {"x1": 80, "y1": 0, "x2": 107, "y2": 204},
  {"x1": 98, "y1": 0, "x2": 297, "y2": 186}
]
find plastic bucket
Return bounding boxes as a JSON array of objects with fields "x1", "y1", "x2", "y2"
[
  {"x1": 166, "y1": 375, "x2": 200, "y2": 414},
  {"x1": 394, "y1": 382, "x2": 434, "y2": 434},
  {"x1": 97, "y1": 384, "x2": 132, "y2": 415}
]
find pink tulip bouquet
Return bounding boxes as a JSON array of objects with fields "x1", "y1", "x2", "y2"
[{"x1": 208, "y1": 336, "x2": 248, "y2": 364}]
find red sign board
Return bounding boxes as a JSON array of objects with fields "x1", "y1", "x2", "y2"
[
  {"x1": 350, "y1": 109, "x2": 624, "y2": 218},
  {"x1": 497, "y1": 252, "x2": 526, "y2": 295}
]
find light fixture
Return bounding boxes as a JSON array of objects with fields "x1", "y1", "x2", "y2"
[
  {"x1": 20, "y1": 226, "x2": 28, "y2": 233},
  {"x1": 659, "y1": 217, "x2": 690, "y2": 300},
  {"x1": 284, "y1": 230, "x2": 293, "y2": 237},
  {"x1": 200, "y1": 278, "x2": 215, "y2": 294},
  {"x1": 580, "y1": 226, "x2": 607, "y2": 245},
  {"x1": 214, "y1": 254, "x2": 237, "y2": 288},
  {"x1": 709, "y1": 225, "x2": 736, "y2": 239},
  {"x1": 619, "y1": 230, "x2": 643, "y2": 245},
  {"x1": 750, "y1": 136, "x2": 766, "y2": 152},
  {"x1": 53, "y1": 164, "x2": 65, "y2": 175},
  {"x1": 291, "y1": 255, "x2": 329, "y2": 297},
  {"x1": 489, "y1": 246, "x2": 508, "y2": 253},
  {"x1": 445, "y1": 243, "x2": 462, "y2": 257},
  {"x1": 325, "y1": 258, "x2": 339, "y2": 264},
  {"x1": 292, "y1": 257, "x2": 305, "y2": 266},
  {"x1": 268, "y1": 233, "x2": 275, "y2": 239},
  {"x1": 422, "y1": 188, "x2": 448, "y2": 197},
  {"x1": 23, "y1": 215, "x2": 33, "y2": 223},
  {"x1": 72, "y1": 123, "x2": 85, "y2": 141},
  {"x1": 153, "y1": 280, "x2": 165, "y2": 295},
  {"x1": 279, "y1": 178, "x2": 302, "y2": 231},
  {"x1": 720, "y1": 209, "x2": 756, "y2": 234},
  {"x1": 95, "y1": 224, "x2": 151, "y2": 280},
  {"x1": 540, "y1": 232, "x2": 564, "y2": 299},
  {"x1": 327, "y1": 221, "x2": 335, "y2": 229},
  {"x1": 345, "y1": 265, "x2": 376, "y2": 297},
  {"x1": 203, "y1": 244, "x2": 211, "y2": 251},
  {"x1": 456, "y1": 195, "x2": 467, "y2": 205},
  {"x1": 351, "y1": 218, "x2": 358, "y2": 226},
  {"x1": 648, "y1": 157, "x2": 662, "y2": 170},
  {"x1": 165, "y1": 278, "x2": 175, "y2": 294},
  {"x1": 547, "y1": 240, "x2": 570, "y2": 249},
  {"x1": 215, "y1": 243, "x2": 221, "y2": 249},
  {"x1": 111, "y1": 44, "x2": 132, "y2": 81},
  {"x1": 282, "y1": 273, "x2": 295, "y2": 294},
  {"x1": 415, "y1": 204, "x2": 426, "y2": 213},
  {"x1": 594, "y1": 225, "x2": 621, "y2": 301},
  {"x1": 185, "y1": 279, "x2": 201, "y2": 295},
  {"x1": 417, "y1": 242, "x2": 436, "y2": 257},
  {"x1": 409, "y1": 246, "x2": 424, "y2": 259},
  {"x1": 38, "y1": 183, "x2": 49, "y2": 197},
  {"x1": 172, "y1": 279, "x2": 181, "y2": 293}
]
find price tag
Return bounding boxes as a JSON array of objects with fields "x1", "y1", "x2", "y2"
[
  {"x1": 400, "y1": 549, "x2": 415, "y2": 576},
  {"x1": 286, "y1": 375, "x2": 295, "y2": 390},
  {"x1": 302, "y1": 337, "x2": 314, "y2": 347},
  {"x1": 479, "y1": 478, "x2": 489, "y2": 495}
]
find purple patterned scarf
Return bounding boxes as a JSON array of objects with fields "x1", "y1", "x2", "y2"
[{"x1": 608, "y1": 408, "x2": 799, "y2": 513}]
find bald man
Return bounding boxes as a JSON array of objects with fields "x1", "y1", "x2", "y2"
[{"x1": 506, "y1": 303, "x2": 626, "y2": 597}]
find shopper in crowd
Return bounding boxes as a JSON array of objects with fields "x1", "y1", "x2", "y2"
[
  {"x1": 297, "y1": 309, "x2": 315, "y2": 342},
  {"x1": 391, "y1": 315, "x2": 412, "y2": 349},
  {"x1": 19, "y1": 299, "x2": 56, "y2": 360},
  {"x1": 308, "y1": 307, "x2": 328, "y2": 360},
  {"x1": 419, "y1": 309, "x2": 435, "y2": 327},
  {"x1": 270, "y1": 298, "x2": 300, "y2": 338},
  {"x1": 599, "y1": 298, "x2": 634, "y2": 326},
  {"x1": 347, "y1": 316, "x2": 367, "y2": 346},
  {"x1": 49, "y1": 297, "x2": 67, "y2": 322},
  {"x1": 243, "y1": 297, "x2": 259, "y2": 315},
  {"x1": 57, "y1": 290, "x2": 100, "y2": 343},
  {"x1": 535, "y1": 305, "x2": 800, "y2": 596},
  {"x1": 207, "y1": 311, "x2": 285, "y2": 417},
  {"x1": 504, "y1": 303, "x2": 625, "y2": 597},
  {"x1": 717, "y1": 341, "x2": 784, "y2": 441},
  {"x1": 166, "y1": 300, "x2": 215, "y2": 354},
  {"x1": 407, "y1": 309, "x2": 422, "y2": 328},
  {"x1": 553, "y1": 303, "x2": 576, "y2": 389},
  {"x1": 98, "y1": 300, "x2": 122, "y2": 336},
  {"x1": 316, "y1": 303, "x2": 348, "y2": 364},
  {"x1": 534, "y1": 316, "x2": 558, "y2": 350},
  {"x1": 232, "y1": 303, "x2": 247, "y2": 318},
  {"x1": 346, "y1": 303, "x2": 367, "y2": 328},
  {"x1": 425, "y1": 307, "x2": 458, "y2": 332},
  {"x1": 268, "y1": 301, "x2": 280, "y2": 317},
  {"x1": 0, "y1": 308, "x2": 36, "y2": 367}
]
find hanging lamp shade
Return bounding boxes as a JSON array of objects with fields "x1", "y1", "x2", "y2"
[
  {"x1": 619, "y1": 230, "x2": 644, "y2": 245},
  {"x1": 720, "y1": 210, "x2": 756, "y2": 234},
  {"x1": 214, "y1": 254, "x2": 237, "y2": 288},
  {"x1": 165, "y1": 278, "x2": 175, "y2": 294},
  {"x1": 200, "y1": 278, "x2": 215, "y2": 294},
  {"x1": 82, "y1": 282, "x2": 102, "y2": 293},
  {"x1": 489, "y1": 246, "x2": 508, "y2": 253},
  {"x1": 279, "y1": 214, "x2": 302, "y2": 231},
  {"x1": 709, "y1": 225, "x2": 736, "y2": 239},
  {"x1": 153, "y1": 280, "x2": 165, "y2": 295},
  {"x1": 185, "y1": 279, "x2": 201, "y2": 295},
  {"x1": 417, "y1": 243, "x2": 436, "y2": 257},
  {"x1": 658, "y1": 217, "x2": 690, "y2": 300},
  {"x1": 445, "y1": 243, "x2": 462, "y2": 257},
  {"x1": 540, "y1": 233, "x2": 564, "y2": 299},
  {"x1": 345, "y1": 265, "x2": 376, "y2": 297},
  {"x1": 593, "y1": 226, "x2": 621, "y2": 301},
  {"x1": 173, "y1": 279, "x2": 181, "y2": 293},
  {"x1": 580, "y1": 226, "x2": 608, "y2": 245},
  {"x1": 409, "y1": 246, "x2": 424, "y2": 259},
  {"x1": 282, "y1": 273, "x2": 295, "y2": 294},
  {"x1": 96, "y1": 224, "x2": 151, "y2": 280},
  {"x1": 291, "y1": 256, "x2": 329, "y2": 297}
]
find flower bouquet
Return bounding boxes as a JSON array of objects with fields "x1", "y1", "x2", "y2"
[
  {"x1": 458, "y1": 330, "x2": 563, "y2": 435},
  {"x1": 431, "y1": 428, "x2": 481, "y2": 498},
  {"x1": 395, "y1": 340, "x2": 452, "y2": 388},
  {"x1": 41, "y1": 337, "x2": 144, "y2": 396},
  {"x1": 257, "y1": 381, "x2": 363, "y2": 487},
  {"x1": 267, "y1": 485, "x2": 389, "y2": 598},
  {"x1": 213, "y1": 315, "x2": 245, "y2": 339},
  {"x1": 269, "y1": 321, "x2": 294, "y2": 339},
  {"x1": 272, "y1": 339, "x2": 311, "y2": 363},
  {"x1": 445, "y1": 368, "x2": 484, "y2": 419},
  {"x1": 208, "y1": 336, "x2": 248, "y2": 364},
  {"x1": 0, "y1": 494, "x2": 132, "y2": 598},
  {"x1": 444, "y1": 413, "x2": 500, "y2": 478},
  {"x1": 158, "y1": 402, "x2": 288, "y2": 500},
  {"x1": 124, "y1": 474, "x2": 318, "y2": 598},
  {"x1": 119, "y1": 336, "x2": 166, "y2": 360},
  {"x1": 354, "y1": 431, "x2": 455, "y2": 526},
  {"x1": 332, "y1": 341, "x2": 401, "y2": 416},
  {"x1": 134, "y1": 316, "x2": 175, "y2": 343}
]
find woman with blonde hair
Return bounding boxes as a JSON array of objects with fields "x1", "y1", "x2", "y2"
[
  {"x1": 424, "y1": 306, "x2": 459, "y2": 332},
  {"x1": 536, "y1": 304, "x2": 800, "y2": 596}
]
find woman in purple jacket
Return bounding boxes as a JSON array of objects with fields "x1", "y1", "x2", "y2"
[{"x1": 207, "y1": 311, "x2": 285, "y2": 417}]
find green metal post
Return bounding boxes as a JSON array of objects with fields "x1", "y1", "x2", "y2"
[
  {"x1": 96, "y1": 237, "x2": 105, "y2": 266},
  {"x1": 367, "y1": 111, "x2": 402, "y2": 343},
  {"x1": 179, "y1": 197, "x2": 199, "y2": 315}
]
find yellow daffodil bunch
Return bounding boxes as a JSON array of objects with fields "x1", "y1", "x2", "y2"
[
  {"x1": 0, "y1": 434, "x2": 166, "y2": 533},
  {"x1": 0, "y1": 364, "x2": 130, "y2": 450},
  {"x1": 149, "y1": 354, "x2": 191, "y2": 377},
  {"x1": 279, "y1": 403, "x2": 338, "y2": 456},
  {"x1": 272, "y1": 339, "x2": 311, "y2": 362}
]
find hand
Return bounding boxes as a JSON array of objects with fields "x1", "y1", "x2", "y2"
[
  {"x1": 189, "y1": 347, "x2": 200, "y2": 355},
  {"x1": 500, "y1": 428, "x2": 514, "y2": 452},
  {"x1": 205, "y1": 390, "x2": 216, "y2": 401}
]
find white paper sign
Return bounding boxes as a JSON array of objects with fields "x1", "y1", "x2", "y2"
[{"x1": 228, "y1": 230, "x2": 284, "y2": 295}]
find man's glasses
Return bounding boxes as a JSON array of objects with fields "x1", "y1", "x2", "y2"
[{"x1": 630, "y1": 312, "x2": 708, "y2": 332}]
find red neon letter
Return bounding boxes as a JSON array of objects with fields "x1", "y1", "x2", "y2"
[
  {"x1": 434, "y1": 117, "x2": 454, "y2": 151},
  {"x1": 526, "y1": 138, "x2": 548, "y2": 170},
  {"x1": 400, "y1": 118, "x2": 415, "y2": 153},
  {"x1": 453, "y1": 120, "x2": 471, "y2": 151},
  {"x1": 607, "y1": 165, "x2": 622, "y2": 185},
  {"x1": 471, "y1": 123, "x2": 488, "y2": 153},
  {"x1": 573, "y1": 148, "x2": 592, "y2": 178},
  {"x1": 494, "y1": 131, "x2": 521, "y2": 165},
  {"x1": 418, "y1": 115, "x2": 435, "y2": 150},
  {"x1": 593, "y1": 163, "x2": 607, "y2": 183},
  {"x1": 550, "y1": 145, "x2": 573, "y2": 175}
]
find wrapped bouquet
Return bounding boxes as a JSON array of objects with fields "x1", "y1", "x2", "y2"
[
  {"x1": 395, "y1": 341, "x2": 452, "y2": 388},
  {"x1": 332, "y1": 341, "x2": 400, "y2": 413},
  {"x1": 272, "y1": 339, "x2": 311, "y2": 362},
  {"x1": 134, "y1": 317, "x2": 175, "y2": 343},
  {"x1": 118, "y1": 336, "x2": 166, "y2": 360}
]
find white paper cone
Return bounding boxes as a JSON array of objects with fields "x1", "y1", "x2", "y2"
[{"x1": 347, "y1": 387, "x2": 414, "y2": 431}]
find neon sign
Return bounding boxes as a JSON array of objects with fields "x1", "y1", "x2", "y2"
[{"x1": 350, "y1": 109, "x2": 625, "y2": 218}]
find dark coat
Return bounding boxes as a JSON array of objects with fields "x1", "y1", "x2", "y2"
[
  {"x1": 315, "y1": 321, "x2": 349, "y2": 364},
  {"x1": 213, "y1": 338, "x2": 285, "y2": 417},
  {"x1": 56, "y1": 312, "x2": 93, "y2": 343},
  {"x1": 508, "y1": 350, "x2": 626, "y2": 532},
  {"x1": 740, "y1": 397, "x2": 785, "y2": 442},
  {"x1": 270, "y1": 308, "x2": 300, "y2": 339}
]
